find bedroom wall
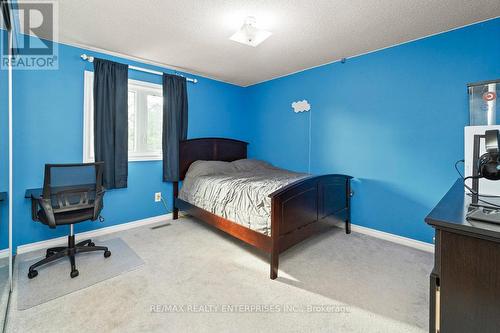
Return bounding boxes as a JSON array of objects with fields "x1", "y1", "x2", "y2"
[
  {"x1": 10, "y1": 18, "x2": 500, "y2": 249},
  {"x1": 12, "y1": 37, "x2": 249, "y2": 248},
  {"x1": 0, "y1": 30, "x2": 9, "y2": 250},
  {"x1": 245, "y1": 18, "x2": 500, "y2": 244}
]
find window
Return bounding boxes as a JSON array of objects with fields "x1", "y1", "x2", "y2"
[
  {"x1": 127, "y1": 81, "x2": 163, "y2": 160},
  {"x1": 83, "y1": 71, "x2": 163, "y2": 162}
]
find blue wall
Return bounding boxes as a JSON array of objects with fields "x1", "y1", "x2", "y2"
[
  {"x1": 10, "y1": 18, "x2": 500, "y2": 248},
  {"x1": 246, "y1": 18, "x2": 500, "y2": 243},
  {"x1": 0, "y1": 30, "x2": 9, "y2": 250},
  {"x1": 12, "y1": 38, "x2": 248, "y2": 248}
]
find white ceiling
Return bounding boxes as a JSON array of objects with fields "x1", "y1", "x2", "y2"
[{"x1": 20, "y1": 0, "x2": 500, "y2": 86}]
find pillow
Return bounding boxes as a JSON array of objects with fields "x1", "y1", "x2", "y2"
[
  {"x1": 231, "y1": 159, "x2": 274, "y2": 172},
  {"x1": 185, "y1": 160, "x2": 235, "y2": 179}
]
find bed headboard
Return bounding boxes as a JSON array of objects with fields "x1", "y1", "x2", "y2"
[{"x1": 179, "y1": 138, "x2": 248, "y2": 180}]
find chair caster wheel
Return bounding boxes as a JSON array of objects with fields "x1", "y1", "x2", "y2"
[
  {"x1": 104, "y1": 250, "x2": 111, "y2": 258},
  {"x1": 70, "y1": 270, "x2": 79, "y2": 278},
  {"x1": 88, "y1": 242, "x2": 95, "y2": 247},
  {"x1": 28, "y1": 270, "x2": 38, "y2": 279}
]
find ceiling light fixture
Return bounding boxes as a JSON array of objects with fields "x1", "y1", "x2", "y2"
[{"x1": 229, "y1": 16, "x2": 271, "y2": 47}]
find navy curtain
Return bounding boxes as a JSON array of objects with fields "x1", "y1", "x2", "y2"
[
  {"x1": 93, "y1": 58, "x2": 129, "y2": 189},
  {"x1": 162, "y1": 74, "x2": 188, "y2": 182}
]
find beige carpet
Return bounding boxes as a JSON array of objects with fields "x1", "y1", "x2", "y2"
[
  {"x1": 17, "y1": 238, "x2": 144, "y2": 310},
  {"x1": 6, "y1": 217, "x2": 433, "y2": 333},
  {"x1": 0, "y1": 258, "x2": 10, "y2": 331}
]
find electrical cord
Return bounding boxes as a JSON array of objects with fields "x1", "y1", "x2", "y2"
[
  {"x1": 160, "y1": 196, "x2": 171, "y2": 213},
  {"x1": 454, "y1": 159, "x2": 500, "y2": 208},
  {"x1": 455, "y1": 160, "x2": 483, "y2": 194},
  {"x1": 468, "y1": 195, "x2": 500, "y2": 209}
]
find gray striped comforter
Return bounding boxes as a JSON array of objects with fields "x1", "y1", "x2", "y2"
[{"x1": 178, "y1": 159, "x2": 308, "y2": 235}]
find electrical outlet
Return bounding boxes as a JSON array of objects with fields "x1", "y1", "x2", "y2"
[{"x1": 154, "y1": 192, "x2": 162, "y2": 202}]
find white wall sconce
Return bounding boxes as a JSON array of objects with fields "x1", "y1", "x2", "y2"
[
  {"x1": 292, "y1": 100, "x2": 311, "y2": 113},
  {"x1": 291, "y1": 99, "x2": 312, "y2": 173}
]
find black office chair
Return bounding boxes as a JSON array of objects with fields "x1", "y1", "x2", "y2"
[{"x1": 28, "y1": 162, "x2": 111, "y2": 279}]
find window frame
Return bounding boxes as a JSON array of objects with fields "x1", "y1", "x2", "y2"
[{"x1": 83, "y1": 71, "x2": 164, "y2": 163}]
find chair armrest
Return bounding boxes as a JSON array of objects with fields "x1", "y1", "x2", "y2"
[
  {"x1": 92, "y1": 190, "x2": 105, "y2": 220},
  {"x1": 29, "y1": 193, "x2": 42, "y2": 222},
  {"x1": 36, "y1": 197, "x2": 57, "y2": 228}
]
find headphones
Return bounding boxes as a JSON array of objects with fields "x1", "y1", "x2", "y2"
[{"x1": 478, "y1": 130, "x2": 500, "y2": 181}]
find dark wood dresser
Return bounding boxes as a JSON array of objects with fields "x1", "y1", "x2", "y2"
[{"x1": 426, "y1": 179, "x2": 500, "y2": 333}]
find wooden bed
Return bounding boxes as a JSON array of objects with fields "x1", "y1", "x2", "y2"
[{"x1": 173, "y1": 138, "x2": 352, "y2": 279}]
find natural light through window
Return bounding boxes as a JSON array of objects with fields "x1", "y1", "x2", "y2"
[
  {"x1": 83, "y1": 71, "x2": 163, "y2": 162},
  {"x1": 128, "y1": 81, "x2": 163, "y2": 160}
]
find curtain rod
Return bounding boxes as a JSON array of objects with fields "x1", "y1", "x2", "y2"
[{"x1": 80, "y1": 54, "x2": 198, "y2": 83}]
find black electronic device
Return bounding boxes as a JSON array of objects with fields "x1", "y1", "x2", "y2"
[
  {"x1": 466, "y1": 129, "x2": 500, "y2": 224},
  {"x1": 467, "y1": 206, "x2": 500, "y2": 225},
  {"x1": 477, "y1": 130, "x2": 500, "y2": 180}
]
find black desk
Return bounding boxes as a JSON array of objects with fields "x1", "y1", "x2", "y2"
[
  {"x1": 426, "y1": 179, "x2": 500, "y2": 239},
  {"x1": 25, "y1": 188, "x2": 42, "y2": 199},
  {"x1": 425, "y1": 179, "x2": 500, "y2": 333},
  {"x1": 0, "y1": 192, "x2": 6, "y2": 202},
  {"x1": 25, "y1": 188, "x2": 43, "y2": 221}
]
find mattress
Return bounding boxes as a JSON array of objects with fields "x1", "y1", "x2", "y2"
[{"x1": 178, "y1": 159, "x2": 308, "y2": 235}]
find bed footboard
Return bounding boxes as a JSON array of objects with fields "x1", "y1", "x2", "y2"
[{"x1": 269, "y1": 174, "x2": 352, "y2": 279}]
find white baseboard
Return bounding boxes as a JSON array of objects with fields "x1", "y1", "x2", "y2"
[
  {"x1": 0, "y1": 248, "x2": 9, "y2": 259},
  {"x1": 335, "y1": 222, "x2": 434, "y2": 253},
  {"x1": 17, "y1": 213, "x2": 172, "y2": 255},
  {"x1": 16, "y1": 212, "x2": 433, "y2": 255}
]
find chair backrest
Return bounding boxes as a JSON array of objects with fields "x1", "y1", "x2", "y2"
[{"x1": 42, "y1": 163, "x2": 104, "y2": 213}]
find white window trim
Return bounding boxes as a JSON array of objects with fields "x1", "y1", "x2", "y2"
[{"x1": 83, "y1": 71, "x2": 163, "y2": 163}]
